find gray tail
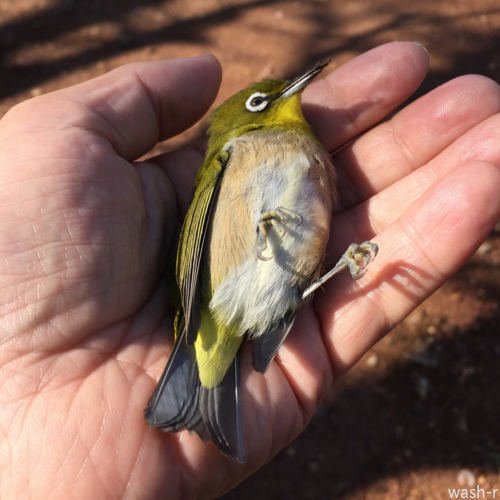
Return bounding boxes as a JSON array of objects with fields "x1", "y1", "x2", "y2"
[
  {"x1": 200, "y1": 351, "x2": 245, "y2": 463},
  {"x1": 144, "y1": 328, "x2": 205, "y2": 436},
  {"x1": 144, "y1": 331, "x2": 246, "y2": 463}
]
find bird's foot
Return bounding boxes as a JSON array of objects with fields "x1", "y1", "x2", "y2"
[
  {"x1": 342, "y1": 241, "x2": 379, "y2": 280},
  {"x1": 302, "y1": 241, "x2": 379, "y2": 299},
  {"x1": 257, "y1": 207, "x2": 303, "y2": 261}
]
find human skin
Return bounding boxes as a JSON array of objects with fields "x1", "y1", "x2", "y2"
[{"x1": 0, "y1": 43, "x2": 500, "y2": 499}]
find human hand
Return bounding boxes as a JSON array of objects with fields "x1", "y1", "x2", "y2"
[{"x1": 0, "y1": 44, "x2": 499, "y2": 500}]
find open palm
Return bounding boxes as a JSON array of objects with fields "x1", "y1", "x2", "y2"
[{"x1": 1, "y1": 44, "x2": 499, "y2": 500}]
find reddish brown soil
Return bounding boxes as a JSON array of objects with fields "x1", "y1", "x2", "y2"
[{"x1": 1, "y1": 1, "x2": 500, "y2": 499}]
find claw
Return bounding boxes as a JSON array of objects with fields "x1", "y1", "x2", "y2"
[
  {"x1": 277, "y1": 207, "x2": 303, "y2": 226},
  {"x1": 257, "y1": 221, "x2": 272, "y2": 261},
  {"x1": 269, "y1": 218, "x2": 286, "y2": 237},
  {"x1": 257, "y1": 247, "x2": 273, "y2": 261}
]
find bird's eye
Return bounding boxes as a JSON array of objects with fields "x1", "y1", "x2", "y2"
[{"x1": 245, "y1": 92, "x2": 268, "y2": 112}]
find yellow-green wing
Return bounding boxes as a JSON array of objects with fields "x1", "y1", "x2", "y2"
[{"x1": 176, "y1": 152, "x2": 228, "y2": 345}]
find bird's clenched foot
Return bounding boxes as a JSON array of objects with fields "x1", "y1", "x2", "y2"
[
  {"x1": 257, "y1": 207, "x2": 303, "y2": 261},
  {"x1": 342, "y1": 241, "x2": 379, "y2": 280},
  {"x1": 302, "y1": 241, "x2": 379, "y2": 299}
]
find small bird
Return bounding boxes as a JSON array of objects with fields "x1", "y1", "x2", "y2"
[{"x1": 144, "y1": 62, "x2": 378, "y2": 462}]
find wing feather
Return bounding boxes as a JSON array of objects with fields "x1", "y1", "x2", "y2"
[{"x1": 176, "y1": 153, "x2": 228, "y2": 345}]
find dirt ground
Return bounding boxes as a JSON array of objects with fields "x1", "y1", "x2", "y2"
[{"x1": 1, "y1": 0, "x2": 500, "y2": 499}]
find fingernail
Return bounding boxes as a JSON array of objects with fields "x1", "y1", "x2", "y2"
[{"x1": 413, "y1": 42, "x2": 429, "y2": 57}]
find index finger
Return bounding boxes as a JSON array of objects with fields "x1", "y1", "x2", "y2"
[{"x1": 303, "y1": 42, "x2": 429, "y2": 151}]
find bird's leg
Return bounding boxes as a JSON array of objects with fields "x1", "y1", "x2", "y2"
[
  {"x1": 257, "y1": 207, "x2": 303, "y2": 261},
  {"x1": 302, "y1": 242, "x2": 379, "y2": 299}
]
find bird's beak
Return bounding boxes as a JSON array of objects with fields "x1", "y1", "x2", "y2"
[{"x1": 278, "y1": 60, "x2": 331, "y2": 99}]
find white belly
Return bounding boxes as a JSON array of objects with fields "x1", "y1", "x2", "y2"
[{"x1": 207, "y1": 131, "x2": 334, "y2": 337}]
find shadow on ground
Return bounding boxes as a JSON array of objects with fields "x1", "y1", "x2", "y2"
[
  {"x1": 1, "y1": 0, "x2": 500, "y2": 103},
  {"x1": 1, "y1": 0, "x2": 284, "y2": 100}
]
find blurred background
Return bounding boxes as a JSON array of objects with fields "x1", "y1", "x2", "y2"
[{"x1": 1, "y1": 0, "x2": 499, "y2": 498}]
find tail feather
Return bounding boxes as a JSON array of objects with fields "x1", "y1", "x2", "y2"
[
  {"x1": 145, "y1": 332, "x2": 245, "y2": 462},
  {"x1": 144, "y1": 329, "x2": 203, "y2": 433},
  {"x1": 251, "y1": 310, "x2": 297, "y2": 373},
  {"x1": 200, "y1": 352, "x2": 246, "y2": 463}
]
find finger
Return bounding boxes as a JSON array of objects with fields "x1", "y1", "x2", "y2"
[
  {"x1": 334, "y1": 75, "x2": 500, "y2": 209},
  {"x1": 1, "y1": 54, "x2": 222, "y2": 161},
  {"x1": 302, "y1": 41, "x2": 430, "y2": 152},
  {"x1": 368, "y1": 113, "x2": 500, "y2": 235},
  {"x1": 328, "y1": 111, "x2": 500, "y2": 261},
  {"x1": 315, "y1": 161, "x2": 500, "y2": 374}
]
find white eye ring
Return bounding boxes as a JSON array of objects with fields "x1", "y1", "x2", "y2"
[{"x1": 245, "y1": 92, "x2": 268, "y2": 112}]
